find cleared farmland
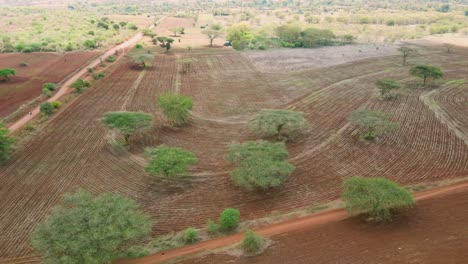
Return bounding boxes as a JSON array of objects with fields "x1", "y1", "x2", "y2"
[{"x1": 0, "y1": 32, "x2": 468, "y2": 263}]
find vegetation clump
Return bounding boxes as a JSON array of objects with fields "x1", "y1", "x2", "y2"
[
  {"x1": 348, "y1": 110, "x2": 398, "y2": 141},
  {"x1": 144, "y1": 145, "x2": 197, "y2": 179},
  {"x1": 376, "y1": 79, "x2": 400, "y2": 100},
  {"x1": 70, "y1": 79, "x2": 90, "y2": 93},
  {"x1": 241, "y1": 229, "x2": 265, "y2": 255},
  {"x1": 219, "y1": 208, "x2": 240, "y2": 232},
  {"x1": 0, "y1": 68, "x2": 16, "y2": 81},
  {"x1": 342, "y1": 176, "x2": 414, "y2": 221},
  {"x1": 101, "y1": 111, "x2": 153, "y2": 145},
  {"x1": 0, "y1": 122, "x2": 15, "y2": 163},
  {"x1": 410, "y1": 65, "x2": 444, "y2": 87},
  {"x1": 226, "y1": 140, "x2": 295, "y2": 190},
  {"x1": 31, "y1": 190, "x2": 152, "y2": 263},
  {"x1": 179, "y1": 227, "x2": 200, "y2": 244}
]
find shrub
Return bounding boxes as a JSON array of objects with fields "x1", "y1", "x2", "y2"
[
  {"x1": 30, "y1": 190, "x2": 152, "y2": 263},
  {"x1": 93, "y1": 72, "x2": 105, "y2": 80},
  {"x1": 241, "y1": 229, "x2": 264, "y2": 254},
  {"x1": 179, "y1": 228, "x2": 200, "y2": 244},
  {"x1": 42, "y1": 88, "x2": 52, "y2": 97},
  {"x1": 0, "y1": 122, "x2": 15, "y2": 163},
  {"x1": 376, "y1": 79, "x2": 400, "y2": 100},
  {"x1": 157, "y1": 93, "x2": 193, "y2": 126},
  {"x1": 87, "y1": 68, "x2": 94, "y2": 73},
  {"x1": 125, "y1": 246, "x2": 149, "y2": 258},
  {"x1": 40, "y1": 102, "x2": 54, "y2": 115},
  {"x1": 42, "y1": 83, "x2": 56, "y2": 91},
  {"x1": 70, "y1": 79, "x2": 90, "y2": 93},
  {"x1": 51, "y1": 101, "x2": 62, "y2": 109},
  {"x1": 106, "y1": 55, "x2": 116, "y2": 62},
  {"x1": 206, "y1": 219, "x2": 219, "y2": 236},
  {"x1": 342, "y1": 176, "x2": 414, "y2": 221},
  {"x1": 84, "y1": 39, "x2": 97, "y2": 49},
  {"x1": 348, "y1": 110, "x2": 398, "y2": 141},
  {"x1": 0, "y1": 68, "x2": 16, "y2": 81},
  {"x1": 128, "y1": 24, "x2": 138, "y2": 30},
  {"x1": 248, "y1": 109, "x2": 308, "y2": 141},
  {"x1": 113, "y1": 24, "x2": 120, "y2": 30},
  {"x1": 135, "y1": 43, "x2": 143, "y2": 49},
  {"x1": 219, "y1": 208, "x2": 240, "y2": 232},
  {"x1": 226, "y1": 140, "x2": 295, "y2": 190},
  {"x1": 19, "y1": 62, "x2": 29, "y2": 67},
  {"x1": 144, "y1": 145, "x2": 197, "y2": 178}
]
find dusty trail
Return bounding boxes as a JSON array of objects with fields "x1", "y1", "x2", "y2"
[{"x1": 118, "y1": 180, "x2": 468, "y2": 264}]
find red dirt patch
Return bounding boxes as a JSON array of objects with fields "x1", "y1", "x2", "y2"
[{"x1": 0, "y1": 52, "x2": 98, "y2": 118}]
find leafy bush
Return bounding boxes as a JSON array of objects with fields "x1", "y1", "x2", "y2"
[
  {"x1": 179, "y1": 228, "x2": 200, "y2": 244},
  {"x1": 42, "y1": 88, "x2": 52, "y2": 97},
  {"x1": 342, "y1": 176, "x2": 414, "y2": 221},
  {"x1": 40, "y1": 102, "x2": 55, "y2": 115},
  {"x1": 128, "y1": 24, "x2": 138, "y2": 30},
  {"x1": 0, "y1": 68, "x2": 16, "y2": 81},
  {"x1": 51, "y1": 101, "x2": 62, "y2": 109},
  {"x1": 87, "y1": 68, "x2": 94, "y2": 73},
  {"x1": 42, "y1": 83, "x2": 56, "y2": 91},
  {"x1": 219, "y1": 208, "x2": 240, "y2": 232},
  {"x1": 248, "y1": 109, "x2": 308, "y2": 141},
  {"x1": 101, "y1": 111, "x2": 153, "y2": 145},
  {"x1": 157, "y1": 93, "x2": 193, "y2": 126},
  {"x1": 93, "y1": 72, "x2": 105, "y2": 80},
  {"x1": 124, "y1": 245, "x2": 149, "y2": 258},
  {"x1": 145, "y1": 145, "x2": 197, "y2": 178},
  {"x1": 70, "y1": 79, "x2": 90, "y2": 93},
  {"x1": 135, "y1": 43, "x2": 143, "y2": 49},
  {"x1": 241, "y1": 229, "x2": 264, "y2": 254},
  {"x1": 226, "y1": 140, "x2": 295, "y2": 190}
]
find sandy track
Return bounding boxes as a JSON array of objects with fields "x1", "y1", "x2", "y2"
[{"x1": 117, "y1": 180, "x2": 468, "y2": 264}]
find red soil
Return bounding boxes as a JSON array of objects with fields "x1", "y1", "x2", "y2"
[{"x1": 0, "y1": 52, "x2": 98, "y2": 118}]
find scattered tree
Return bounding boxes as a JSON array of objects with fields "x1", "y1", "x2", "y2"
[
  {"x1": 0, "y1": 122, "x2": 15, "y2": 163},
  {"x1": 398, "y1": 46, "x2": 416, "y2": 66},
  {"x1": 219, "y1": 208, "x2": 240, "y2": 232},
  {"x1": 376, "y1": 79, "x2": 400, "y2": 100},
  {"x1": 177, "y1": 58, "x2": 198, "y2": 74},
  {"x1": 157, "y1": 93, "x2": 193, "y2": 126},
  {"x1": 410, "y1": 65, "x2": 444, "y2": 87},
  {"x1": 101, "y1": 111, "x2": 153, "y2": 145},
  {"x1": 128, "y1": 53, "x2": 155, "y2": 69},
  {"x1": 0, "y1": 68, "x2": 16, "y2": 81},
  {"x1": 226, "y1": 140, "x2": 295, "y2": 190},
  {"x1": 30, "y1": 190, "x2": 152, "y2": 263},
  {"x1": 242, "y1": 229, "x2": 264, "y2": 254},
  {"x1": 342, "y1": 176, "x2": 414, "y2": 221},
  {"x1": 348, "y1": 110, "x2": 398, "y2": 141},
  {"x1": 202, "y1": 29, "x2": 223, "y2": 47},
  {"x1": 144, "y1": 145, "x2": 197, "y2": 178},
  {"x1": 169, "y1": 27, "x2": 181, "y2": 37},
  {"x1": 248, "y1": 109, "x2": 308, "y2": 141},
  {"x1": 157, "y1": 37, "x2": 174, "y2": 52}
]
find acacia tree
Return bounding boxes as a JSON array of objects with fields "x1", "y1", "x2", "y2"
[
  {"x1": 376, "y1": 79, "x2": 400, "y2": 100},
  {"x1": 0, "y1": 122, "x2": 15, "y2": 163},
  {"x1": 145, "y1": 145, "x2": 197, "y2": 178},
  {"x1": 0, "y1": 68, "x2": 16, "y2": 81},
  {"x1": 398, "y1": 46, "x2": 416, "y2": 66},
  {"x1": 31, "y1": 190, "x2": 152, "y2": 263},
  {"x1": 342, "y1": 176, "x2": 414, "y2": 221},
  {"x1": 410, "y1": 65, "x2": 444, "y2": 87},
  {"x1": 101, "y1": 112, "x2": 153, "y2": 145},
  {"x1": 202, "y1": 29, "x2": 223, "y2": 47},
  {"x1": 157, "y1": 37, "x2": 174, "y2": 52},
  {"x1": 348, "y1": 109, "x2": 398, "y2": 141},
  {"x1": 226, "y1": 140, "x2": 295, "y2": 190},
  {"x1": 169, "y1": 27, "x2": 181, "y2": 37},
  {"x1": 128, "y1": 54, "x2": 155, "y2": 69},
  {"x1": 248, "y1": 109, "x2": 308, "y2": 141},
  {"x1": 157, "y1": 93, "x2": 193, "y2": 126}
]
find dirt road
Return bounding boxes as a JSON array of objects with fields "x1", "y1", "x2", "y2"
[{"x1": 118, "y1": 180, "x2": 468, "y2": 264}]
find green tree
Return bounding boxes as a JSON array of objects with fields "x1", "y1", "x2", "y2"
[
  {"x1": 248, "y1": 109, "x2": 308, "y2": 141},
  {"x1": 156, "y1": 37, "x2": 174, "y2": 52},
  {"x1": 0, "y1": 68, "x2": 16, "y2": 81},
  {"x1": 226, "y1": 23, "x2": 253, "y2": 50},
  {"x1": 301, "y1": 28, "x2": 335, "y2": 47},
  {"x1": 157, "y1": 93, "x2": 193, "y2": 126},
  {"x1": 128, "y1": 54, "x2": 155, "y2": 69},
  {"x1": 30, "y1": 190, "x2": 152, "y2": 263},
  {"x1": 342, "y1": 176, "x2": 414, "y2": 221},
  {"x1": 169, "y1": 27, "x2": 180, "y2": 37},
  {"x1": 144, "y1": 145, "x2": 197, "y2": 178},
  {"x1": 410, "y1": 65, "x2": 444, "y2": 87},
  {"x1": 40, "y1": 102, "x2": 55, "y2": 116},
  {"x1": 42, "y1": 83, "x2": 56, "y2": 91},
  {"x1": 219, "y1": 208, "x2": 240, "y2": 232},
  {"x1": 0, "y1": 122, "x2": 15, "y2": 163},
  {"x1": 348, "y1": 110, "x2": 398, "y2": 141},
  {"x1": 202, "y1": 29, "x2": 223, "y2": 47},
  {"x1": 226, "y1": 140, "x2": 295, "y2": 190},
  {"x1": 101, "y1": 112, "x2": 153, "y2": 145},
  {"x1": 70, "y1": 79, "x2": 90, "y2": 93},
  {"x1": 376, "y1": 79, "x2": 400, "y2": 100},
  {"x1": 242, "y1": 229, "x2": 264, "y2": 254},
  {"x1": 398, "y1": 46, "x2": 416, "y2": 66}
]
